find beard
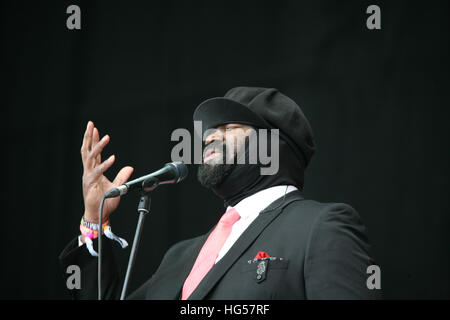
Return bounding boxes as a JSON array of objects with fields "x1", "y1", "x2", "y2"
[
  {"x1": 197, "y1": 140, "x2": 236, "y2": 188},
  {"x1": 197, "y1": 161, "x2": 235, "y2": 188}
]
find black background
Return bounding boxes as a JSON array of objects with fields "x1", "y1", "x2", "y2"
[{"x1": 2, "y1": 0, "x2": 449, "y2": 299}]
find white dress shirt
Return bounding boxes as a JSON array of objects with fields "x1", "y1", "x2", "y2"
[{"x1": 215, "y1": 185, "x2": 298, "y2": 263}]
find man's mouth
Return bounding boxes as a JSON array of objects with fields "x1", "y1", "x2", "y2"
[{"x1": 204, "y1": 148, "x2": 221, "y2": 163}]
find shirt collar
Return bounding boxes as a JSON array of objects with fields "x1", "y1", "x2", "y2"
[{"x1": 227, "y1": 185, "x2": 298, "y2": 220}]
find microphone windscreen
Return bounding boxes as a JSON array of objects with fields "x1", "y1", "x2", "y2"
[{"x1": 170, "y1": 161, "x2": 189, "y2": 183}]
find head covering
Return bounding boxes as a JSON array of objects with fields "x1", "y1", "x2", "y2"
[
  {"x1": 193, "y1": 87, "x2": 316, "y2": 207},
  {"x1": 193, "y1": 87, "x2": 315, "y2": 168}
]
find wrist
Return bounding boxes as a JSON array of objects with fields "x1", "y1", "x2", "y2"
[
  {"x1": 83, "y1": 211, "x2": 99, "y2": 224},
  {"x1": 78, "y1": 215, "x2": 128, "y2": 256}
]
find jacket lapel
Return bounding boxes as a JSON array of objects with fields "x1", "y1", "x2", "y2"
[
  {"x1": 187, "y1": 190, "x2": 304, "y2": 300},
  {"x1": 170, "y1": 232, "x2": 211, "y2": 299}
]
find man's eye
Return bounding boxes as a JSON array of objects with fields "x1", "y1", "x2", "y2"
[{"x1": 225, "y1": 126, "x2": 240, "y2": 131}]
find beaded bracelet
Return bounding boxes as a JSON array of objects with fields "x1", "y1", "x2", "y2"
[{"x1": 80, "y1": 217, "x2": 128, "y2": 256}]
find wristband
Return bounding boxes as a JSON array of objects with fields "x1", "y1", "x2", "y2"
[
  {"x1": 81, "y1": 216, "x2": 109, "y2": 231},
  {"x1": 80, "y1": 217, "x2": 128, "y2": 257}
]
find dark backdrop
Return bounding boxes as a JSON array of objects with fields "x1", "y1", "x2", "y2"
[{"x1": 2, "y1": 0, "x2": 449, "y2": 299}]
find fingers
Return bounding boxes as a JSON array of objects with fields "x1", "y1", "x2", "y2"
[
  {"x1": 81, "y1": 121, "x2": 94, "y2": 160},
  {"x1": 92, "y1": 127, "x2": 101, "y2": 165},
  {"x1": 113, "y1": 166, "x2": 134, "y2": 186},
  {"x1": 84, "y1": 134, "x2": 109, "y2": 169},
  {"x1": 81, "y1": 120, "x2": 113, "y2": 171},
  {"x1": 91, "y1": 154, "x2": 116, "y2": 179},
  {"x1": 81, "y1": 122, "x2": 126, "y2": 184}
]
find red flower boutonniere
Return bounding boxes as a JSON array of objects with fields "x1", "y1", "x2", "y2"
[{"x1": 254, "y1": 251, "x2": 270, "y2": 260}]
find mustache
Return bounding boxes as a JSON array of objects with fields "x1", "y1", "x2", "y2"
[
  {"x1": 203, "y1": 138, "x2": 250, "y2": 164},
  {"x1": 203, "y1": 140, "x2": 225, "y2": 157}
]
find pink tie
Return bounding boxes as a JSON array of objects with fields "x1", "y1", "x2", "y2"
[{"x1": 181, "y1": 207, "x2": 240, "y2": 300}]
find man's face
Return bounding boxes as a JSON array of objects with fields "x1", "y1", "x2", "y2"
[
  {"x1": 203, "y1": 123, "x2": 254, "y2": 165},
  {"x1": 197, "y1": 123, "x2": 254, "y2": 188}
]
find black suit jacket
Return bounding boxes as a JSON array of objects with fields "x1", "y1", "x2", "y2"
[{"x1": 59, "y1": 191, "x2": 381, "y2": 299}]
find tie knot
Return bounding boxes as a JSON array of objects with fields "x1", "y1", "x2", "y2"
[{"x1": 219, "y1": 208, "x2": 240, "y2": 225}]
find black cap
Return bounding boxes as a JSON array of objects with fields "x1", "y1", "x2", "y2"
[{"x1": 193, "y1": 87, "x2": 316, "y2": 167}]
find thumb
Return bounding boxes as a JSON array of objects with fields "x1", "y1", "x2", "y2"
[{"x1": 113, "y1": 166, "x2": 134, "y2": 186}]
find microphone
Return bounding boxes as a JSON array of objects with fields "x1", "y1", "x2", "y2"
[{"x1": 104, "y1": 161, "x2": 188, "y2": 198}]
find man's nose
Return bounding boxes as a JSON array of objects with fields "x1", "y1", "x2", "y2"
[{"x1": 204, "y1": 128, "x2": 224, "y2": 145}]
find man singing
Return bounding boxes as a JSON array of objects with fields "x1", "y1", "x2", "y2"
[{"x1": 60, "y1": 87, "x2": 381, "y2": 299}]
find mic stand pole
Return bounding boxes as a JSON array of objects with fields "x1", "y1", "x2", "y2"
[{"x1": 120, "y1": 188, "x2": 152, "y2": 300}]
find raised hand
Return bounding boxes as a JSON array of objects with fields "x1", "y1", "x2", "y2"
[{"x1": 80, "y1": 121, "x2": 134, "y2": 224}]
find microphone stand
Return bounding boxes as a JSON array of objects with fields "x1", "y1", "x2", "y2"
[{"x1": 120, "y1": 178, "x2": 158, "y2": 300}]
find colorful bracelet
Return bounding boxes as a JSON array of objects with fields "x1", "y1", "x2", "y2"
[
  {"x1": 80, "y1": 217, "x2": 128, "y2": 257},
  {"x1": 81, "y1": 216, "x2": 109, "y2": 231}
]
